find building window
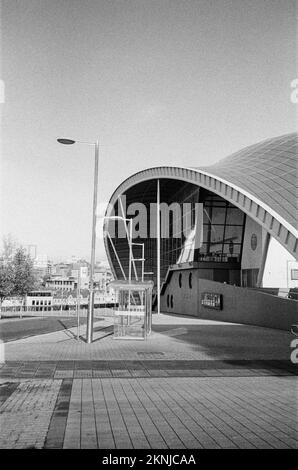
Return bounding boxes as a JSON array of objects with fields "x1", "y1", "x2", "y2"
[
  {"x1": 167, "y1": 294, "x2": 169, "y2": 307},
  {"x1": 291, "y1": 269, "x2": 298, "y2": 280},
  {"x1": 170, "y1": 295, "x2": 173, "y2": 309},
  {"x1": 178, "y1": 273, "x2": 182, "y2": 288},
  {"x1": 189, "y1": 272, "x2": 192, "y2": 289}
]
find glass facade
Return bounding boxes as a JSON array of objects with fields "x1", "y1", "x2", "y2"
[
  {"x1": 197, "y1": 192, "x2": 245, "y2": 263},
  {"x1": 108, "y1": 180, "x2": 246, "y2": 288},
  {"x1": 160, "y1": 184, "x2": 199, "y2": 277},
  {"x1": 159, "y1": 188, "x2": 246, "y2": 273}
]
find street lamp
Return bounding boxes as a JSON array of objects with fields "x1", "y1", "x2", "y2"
[{"x1": 57, "y1": 137, "x2": 99, "y2": 344}]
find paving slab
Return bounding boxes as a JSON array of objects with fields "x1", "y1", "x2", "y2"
[{"x1": 0, "y1": 313, "x2": 297, "y2": 449}]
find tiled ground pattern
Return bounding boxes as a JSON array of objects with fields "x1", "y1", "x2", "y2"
[{"x1": 0, "y1": 376, "x2": 297, "y2": 449}]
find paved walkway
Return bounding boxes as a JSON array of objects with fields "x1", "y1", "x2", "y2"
[
  {"x1": 1, "y1": 313, "x2": 294, "y2": 361},
  {"x1": 0, "y1": 313, "x2": 297, "y2": 449}
]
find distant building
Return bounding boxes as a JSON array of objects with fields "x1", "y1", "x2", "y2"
[
  {"x1": 66, "y1": 255, "x2": 80, "y2": 264},
  {"x1": 26, "y1": 290, "x2": 53, "y2": 310},
  {"x1": 94, "y1": 267, "x2": 113, "y2": 292},
  {"x1": 71, "y1": 266, "x2": 88, "y2": 278},
  {"x1": 33, "y1": 254, "x2": 52, "y2": 279},
  {"x1": 45, "y1": 276, "x2": 76, "y2": 291},
  {"x1": 51, "y1": 263, "x2": 71, "y2": 277},
  {"x1": 33, "y1": 254, "x2": 48, "y2": 269}
]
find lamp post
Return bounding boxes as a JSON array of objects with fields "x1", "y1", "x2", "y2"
[{"x1": 57, "y1": 137, "x2": 99, "y2": 344}]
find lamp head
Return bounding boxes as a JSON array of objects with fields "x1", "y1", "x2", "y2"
[{"x1": 57, "y1": 138, "x2": 76, "y2": 145}]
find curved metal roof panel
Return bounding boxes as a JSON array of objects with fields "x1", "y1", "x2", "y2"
[
  {"x1": 104, "y1": 132, "x2": 298, "y2": 260},
  {"x1": 197, "y1": 132, "x2": 298, "y2": 230}
]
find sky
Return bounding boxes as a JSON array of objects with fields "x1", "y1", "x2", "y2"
[{"x1": 0, "y1": 0, "x2": 297, "y2": 262}]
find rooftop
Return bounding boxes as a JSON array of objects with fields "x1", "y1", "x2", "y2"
[{"x1": 198, "y1": 132, "x2": 298, "y2": 230}]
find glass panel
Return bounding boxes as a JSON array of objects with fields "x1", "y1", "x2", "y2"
[
  {"x1": 203, "y1": 207, "x2": 212, "y2": 224},
  {"x1": 203, "y1": 224, "x2": 209, "y2": 243},
  {"x1": 204, "y1": 194, "x2": 226, "y2": 205},
  {"x1": 199, "y1": 243, "x2": 208, "y2": 254},
  {"x1": 210, "y1": 225, "x2": 224, "y2": 244},
  {"x1": 224, "y1": 225, "x2": 243, "y2": 244},
  {"x1": 223, "y1": 243, "x2": 241, "y2": 255},
  {"x1": 226, "y1": 208, "x2": 245, "y2": 225},
  {"x1": 204, "y1": 201, "x2": 226, "y2": 207},
  {"x1": 211, "y1": 206, "x2": 226, "y2": 225}
]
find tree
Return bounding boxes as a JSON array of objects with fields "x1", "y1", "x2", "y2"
[
  {"x1": 11, "y1": 247, "x2": 37, "y2": 297},
  {"x1": 0, "y1": 263, "x2": 14, "y2": 304},
  {"x1": 41, "y1": 274, "x2": 51, "y2": 287},
  {"x1": 0, "y1": 240, "x2": 37, "y2": 313}
]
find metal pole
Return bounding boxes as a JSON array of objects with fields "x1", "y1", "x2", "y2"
[
  {"x1": 128, "y1": 220, "x2": 133, "y2": 282},
  {"x1": 86, "y1": 140, "x2": 99, "y2": 344},
  {"x1": 77, "y1": 267, "x2": 81, "y2": 341},
  {"x1": 157, "y1": 179, "x2": 160, "y2": 314},
  {"x1": 107, "y1": 232, "x2": 127, "y2": 280},
  {"x1": 142, "y1": 244, "x2": 145, "y2": 282}
]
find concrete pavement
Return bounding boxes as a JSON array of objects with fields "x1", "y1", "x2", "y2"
[{"x1": 0, "y1": 313, "x2": 297, "y2": 449}]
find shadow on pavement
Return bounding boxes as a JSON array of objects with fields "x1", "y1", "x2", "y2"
[{"x1": 152, "y1": 322, "x2": 293, "y2": 360}]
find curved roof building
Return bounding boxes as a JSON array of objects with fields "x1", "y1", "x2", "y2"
[
  {"x1": 105, "y1": 132, "x2": 297, "y2": 262},
  {"x1": 104, "y1": 132, "x2": 298, "y2": 329},
  {"x1": 198, "y1": 132, "x2": 297, "y2": 232}
]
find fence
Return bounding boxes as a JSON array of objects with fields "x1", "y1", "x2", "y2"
[{"x1": 0, "y1": 305, "x2": 116, "y2": 318}]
